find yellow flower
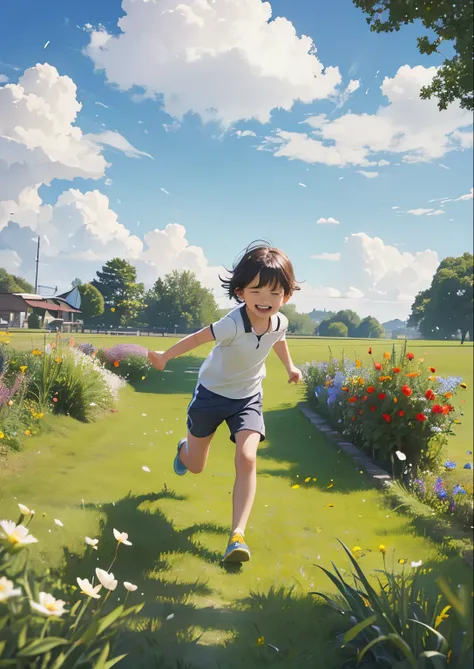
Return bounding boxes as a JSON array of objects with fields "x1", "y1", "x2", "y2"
[
  {"x1": 304, "y1": 477, "x2": 311, "y2": 483},
  {"x1": 55, "y1": 357, "x2": 63, "y2": 364},
  {"x1": 393, "y1": 397, "x2": 398, "y2": 403},
  {"x1": 31, "y1": 349, "x2": 43, "y2": 356},
  {"x1": 141, "y1": 376, "x2": 146, "y2": 381},
  {"x1": 24, "y1": 430, "x2": 31, "y2": 436},
  {"x1": 7, "y1": 400, "x2": 13, "y2": 407},
  {"x1": 19, "y1": 365, "x2": 28, "y2": 373},
  {"x1": 110, "y1": 307, "x2": 116, "y2": 313},
  {"x1": 429, "y1": 375, "x2": 437, "y2": 381},
  {"x1": 362, "y1": 597, "x2": 371, "y2": 608},
  {"x1": 358, "y1": 377, "x2": 365, "y2": 386},
  {"x1": 398, "y1": 558, "x2": 406, "y2": 565},
  {"x1": 352, "y1": 546, "x2": 362, "y2": 555},
  {"x1": 355, "y1": 360, "x2": 362, "y2": 369},
  {"x1": 0, "y1": 432, "x2": 4, "y2": 440},
  {"x1": 435, "y1": 605, "x2": 451, "y2": 629},
  {"x1": 327, "y1": 504, "x2": 334, "y2": 508},
  {"x1": 312, "y1": 477, "x2": 317, "y2": 481},
  {"x1": 256, "y1": 636, "x2": 265, "y2": 647},
  {"x1": 383, "y1": 352, "x2": 391, "y2": 360},
  {"x1": 378, "y1": 544, "x2": 386, "y2": 554},
  {"x1": 327, "y1": 482, "x2": 334, "y2": 489},
  {"x1": 291, "y1": 484, "x2": 300, "y2": 489}
]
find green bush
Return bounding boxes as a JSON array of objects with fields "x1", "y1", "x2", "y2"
[
  {"x1": 327, "y1": 321, "x2": 348, "y2": 338},
  {"x1": 100, "y1": 353, "x2": 151, "y2": 385},
  {"x1": 27, "y1": 312, "x2": 42, "y2": 329},
  {"x1": 315, "y1": 541, "x2": 473, "y2": 668}
]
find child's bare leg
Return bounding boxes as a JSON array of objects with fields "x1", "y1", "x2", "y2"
[
  {"x1": 179, "y1": 432, "x2": 215, "y2": 474},
  {"x1": 232, "y1": 430, "x2": 261, "y2": 534}
]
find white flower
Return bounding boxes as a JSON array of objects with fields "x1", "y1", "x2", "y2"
[
  {"x1": 142, "y1": 466, "x2": 151, "y2": 473},
  {"x1": 0, "y1": 576, "x2": 22, "y2": 602},
  {"x1": 113, "y1": 529, "x2": 132, "y2": 546},
  {"x1": 411, "y1": 560, "x2": 423, "y2": 568},
  {"x1": 124, "y1": 582, "x2": 138, "y2": 592},
  {"x1": 395, "y1": 451, "x2": 407, "y2": 461},
  {"x1": 95, "y1": 568, "x2": 118, "y2": 591},
  {"x1": 76, "y1": 577, "x2": 102, "y2": 599},
  {"x1": 0, "y1": 520, "x2": 38, "y2": 547},
  {"x1": 54, "y1": 519, "x2": 64, "y2": 527},
  {"x1": 30, "y1": 592, "x2": 67, "y2": 617},
  {"x1": 85, "y1": 537, "x2": 99, "y2": 550},
  {"x1": 90, "y1": 402, "x2": 97, "y2": 407},
  {"x1": 18, "y1": 504, "x2": 33, "y2": 516},
  {"x1": 45, "y1": 344, "x2": 52, "y2": 355}
]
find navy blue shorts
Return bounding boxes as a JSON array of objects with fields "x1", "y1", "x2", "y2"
[{"x1": 187, "y1": 384, "x2": 265, "y2": 443}]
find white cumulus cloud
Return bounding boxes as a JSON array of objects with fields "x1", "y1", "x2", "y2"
[
  {"x1": 260, "y1": 65, "x2": 472, "y2": 167},
  {"x1": 0, "y1": 74, "x2": 9, "y2": 84},
  {"x1": 317, "y1": 217, "x2": 340, "y2": 225},
  {"x1": 85, "y1": 0, "x2": 342, "y2": 126}
]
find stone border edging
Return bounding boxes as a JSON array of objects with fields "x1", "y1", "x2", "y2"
[{"x1": 298, "y1": 401, "x2": 473, "y2": 568}]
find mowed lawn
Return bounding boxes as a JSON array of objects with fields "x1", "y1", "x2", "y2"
[{"x1": 0, "y1": 334, "x2": 472, "y2": 668}]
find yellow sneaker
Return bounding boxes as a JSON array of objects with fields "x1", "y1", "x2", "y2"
[{"x1": 222, "y1": 532, "x2": 251, "y2": 563}]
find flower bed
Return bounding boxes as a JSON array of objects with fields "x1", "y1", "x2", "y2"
[
  {"x1": 302, "y1": 344, "x2": 473, "y2": 529},
  {"x1": 0, "y1": 335, "x2": 123, "y2": 452}
]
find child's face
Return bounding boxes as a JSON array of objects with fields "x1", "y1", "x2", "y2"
[{"x1": 236, "y1": 276, "x2": 290, "y2": 319}]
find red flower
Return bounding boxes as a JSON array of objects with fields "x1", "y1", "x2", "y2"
[
  {"x1": 382, "y1": 413, "x2": 391, "y2": 423},
  {"x1": 368, "y1": 347, "x2": 373, "y2": 355},
  {"x1": 398, "y1": 410, "x2": 405, "y2": 417},
  {"x1": 370, "y1": 406, "x2": 376, "y2": 412},
  {"x1": 367, "y1": 386, "x2": 375, "y2": 394},
  {"x1": 416, "y1": 413, "x2": 427, "y2": 422},
  {"x1": 441, "y1": 405, "x2": 450, "y2": 415},
  {"x1": 432, "y1": 404, "x2": 444, "y2": 414},
  {"x1": 374, "y1": 362, "x2": 382, "y2": 370},
  {"x1": 362, "y1": 395, "x2": 368, "y2": 402},
  {"x1": 447, "y1": 404, "x2": 455, "y2": 413},
  {"x1": 425, "y1": 389, "x2": 436, "y2": 401},
  {"x1": 392, "y1": 367, "x2": 401, "y2": 374},
  {"x1": 406, "y1": 352, "x2": 415, "y2": 361},
  {"x1": 429, "y1": 367, "x2": 436, "y2": 373},
  {"x1": 348, "y1": 396, "x2": 358, "y2": 404},
  {"x1": 52, "y1": 397, "x2": 58, "y2": 403},
  {"x1": 378, "y1": 393, "x2": 386, "y2": 400},
  {"x1": 401, "y1": 385, "x2": 412, "y2": 397}
]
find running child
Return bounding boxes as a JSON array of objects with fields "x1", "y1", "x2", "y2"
[{"x1": 148, "y1": 241, "x2": 302, "y2": 563}]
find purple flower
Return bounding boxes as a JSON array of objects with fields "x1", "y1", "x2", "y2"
[
  {"x1": 453, "y1": 485, "x2": 466, "y2": 496},
  {"x1": 444, "y1": 460, "x2": 456, "y2": 471},
  {"x1": 413, "y1": 478, "x2": 426, "y2": 495},
  {"x1": 102, "y1": 344, "x2": 149, "y2": 362},
  {"x1": 434, "y1": 477, "x2": 448, "y2": 500},
  {"x1": 464, "y1": 463, "x2": 473, "y2": 470}
]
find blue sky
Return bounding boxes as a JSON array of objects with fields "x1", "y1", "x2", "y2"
[{"x1": 0, "y1": 0, "x2": 472, "y2": 321}]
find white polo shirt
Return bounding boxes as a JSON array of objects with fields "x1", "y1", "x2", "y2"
[{"x1": 197, "y1": 305, "x2": 288, "y2": 400}]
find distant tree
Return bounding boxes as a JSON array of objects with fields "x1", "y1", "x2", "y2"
[
  {"x1": 333, "y1": 310, "x2": 361, "y2": 336},
  {"x1": 352, "y1": 0, "x2": 473, "y2": 111},
  {"x1": 145, "y1": 270, "x2": 220, "y2": 332},
  {"x1": 92, "y1": 258, "x2": 145, "y2": 326},
  {"x1": 27, "y1": 312, "x2": 41, "y2": 329},
  {"x1": 0, "y1": 268, "x2": 34, "y2": 294},
  {"x1": 328, "y1": 321, "x2": 349, "y2": 338},
  {"x1": 78, "y1": 283, "x2": 104, "y2": 321},
  {"x1": 408, "y1": 253, "x2": 473, "y2": 344},
  {"x1": 356, "y1": 316, "x2": 385, "y2": 339},
  {"x1": 71, "y1": 278, "x2": 83, "y2": 287},
  {"x1": 280, "y1": 304, "x2": 315, "y2": 334}
]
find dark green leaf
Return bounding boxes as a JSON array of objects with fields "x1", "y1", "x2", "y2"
[{"x1": 344, "y1": 615, "x2": 377, "y2": 643}]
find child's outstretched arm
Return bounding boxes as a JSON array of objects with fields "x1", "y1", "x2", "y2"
[
  {"x1": 273, "y1": 340, "x2": 302, "y2": 384},
  {"x1": 148, "y1": 326, "x2": 215, "y2": 371}
]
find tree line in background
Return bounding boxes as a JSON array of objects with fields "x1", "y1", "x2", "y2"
[{"x1": 1, "y1": 252, "x2": 472, "y2": 341}]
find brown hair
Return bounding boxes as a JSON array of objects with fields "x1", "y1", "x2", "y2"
[{"x1": 220, "y1": 240, "x2": 301, "y2": 303}]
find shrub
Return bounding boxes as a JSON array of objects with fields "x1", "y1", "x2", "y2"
[
  {"x1": 0, "y1": 509, "x2": 143, "y2": 667},
  {"x1": 302, "y1": 344, "x2": 466, "y2": 476},
  {"x1": 27, "y1": 312, "x2": 41, "y2": 329},
  {"x1": 327, "y1": 321, "x2": 348, "y2": 338},
  {"x1": 314, "y1": 541, "x2": 473, "y2": 668}
]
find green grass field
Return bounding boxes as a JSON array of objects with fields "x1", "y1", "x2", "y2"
[{"x1": 1, "y1": 334, "x2": 472, "y2": 668}]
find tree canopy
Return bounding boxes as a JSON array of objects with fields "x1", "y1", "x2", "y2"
[
  {"x1": 92, "y1": 258, "x2": 146, "y2": 326},
  {"x1": 408, "y1": 253, "x2": 473, "y2": 343},
  {"x1": 328, "y1": 321, "x2": 349, "y2": 338},
  {"x1": 0, "y1": 268, "x2": 34, "y2": 294},
  {"x1": 145, "y1": 270, "x2": 220, "y2": 331},
  {"x1": 353, "y1": 0, "x2": 473, "y2": 111},
  {"x1": 280, "y1": 304, "x2": 316, "y2": 335},
  {"x1": 78, "y1": 283, "x2": 105, "y2": 322},
  {"x1": 318, "y1": 310, "x2": 361, "y2": 337},
  {"x1": 356, "y1": 316, "x2": 385, "y2": 339}
]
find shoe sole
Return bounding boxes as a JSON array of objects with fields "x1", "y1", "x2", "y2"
[{"x1": 222, "y1": 547, "x2": 251, "y2": 563}]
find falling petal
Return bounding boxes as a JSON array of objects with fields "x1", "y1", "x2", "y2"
[{"x1": 142, "y1": 466, "x2": 151, "y2": 473}]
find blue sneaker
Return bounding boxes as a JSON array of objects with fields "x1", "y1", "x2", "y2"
[
  {"x1": 222, "y1": 532, "x2": 251, "y2": 563},
  {"x1": 174, "y1": 439, "x2": 188, "y2": 476}
]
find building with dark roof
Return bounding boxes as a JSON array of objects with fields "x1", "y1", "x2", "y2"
[{"x1": 0, "y1": 286, "x2": 81, "y2": 329}]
